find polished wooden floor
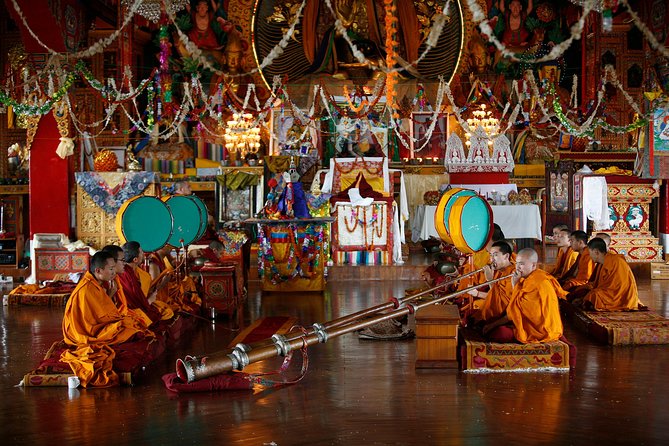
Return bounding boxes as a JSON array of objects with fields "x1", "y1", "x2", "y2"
[{"x1": 1, "y1": 252, "x2": 668, "y2": 445}]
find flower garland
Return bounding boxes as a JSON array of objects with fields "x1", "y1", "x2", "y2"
[
  {"x1": 342, "y1": 204, "x2": 385, "y2": 248},
  {"x1": 0, "y1": 71, "x2": 76, "y2": 116},
  {"x1": 467, "y1": 0, "x2": 596, "y2": 63},
  {"x1": 392, "y1": 77, "x2": 447, "y2": 151},
  {"x1": 9, "y1": 0, "x2": 144, "y2": 59},
  {"x1": 164, "y1": 0, "x2": 307, "y2": 78},
  {"x1": 384, "y1": 0, "x2": 399, "y2": 118}
]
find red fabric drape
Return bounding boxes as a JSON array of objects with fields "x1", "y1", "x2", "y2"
[{"x1": 117, "y1": 265, "x2": 161, "y2": 323}]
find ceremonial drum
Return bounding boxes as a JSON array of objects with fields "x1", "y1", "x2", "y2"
[
  {"x1": 116, "y1": 196, "x2": 173, "y2": 252},
  {"x1": 162, "y1": 195, "x2": 209, "y2": 248},
  {"x1": 434, "y1": 188, "x2": 493, "y2": 254},
  {"x1": 434, "y1": 188, "x2": 476, "y2": 243}
]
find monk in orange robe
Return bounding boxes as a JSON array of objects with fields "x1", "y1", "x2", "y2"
[
  {"x1": 560, "y1": 230, "x2": 595, "y2": 292},
  {"x1": 101, "y1": 245, "x2": 154, "y2": 328},
  {"x1": 576, "y1": 237, "x2": 640, "y2": 311},
  {"x1": 547, "y1": 228, "x2": 578, "y2": 279},
  {"x1": 61, "y1": 251, "x2": 152, "y2": 387},
  {"x1": 145, "y1": 247, "x2": 201, "y2": 313},
  {"x1": 118, "y1": 241, "x2": 174, "y2": 323},
  {"x1": 566, "y1": 233, "x2": 611, "y2": 301},
  {"x1": 484, "y1": 248, "x2": 566, "y2": 343},
  {"x1": 457, "y1": 224, "x2": 508, "y2": 309},
  {"x1": 476, "y1": 241, "x2": 516, "y2": 322}
]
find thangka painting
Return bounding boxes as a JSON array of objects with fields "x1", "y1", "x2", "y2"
[
  {"x1": 653, "y1": 101, "x2": 669, "y2": 154},
  {"x1": 410, "y1": 112, "x2": 448, "y2": 160},
  {"x1": 549, "y1": 171, "x2": 569, "y2": 213},
  {"x1": 333, "y1": 116, "x2": 388, "y2": 158},
  {"x1": 270, "y1": 107, "x2": 318, "y2": 156}
]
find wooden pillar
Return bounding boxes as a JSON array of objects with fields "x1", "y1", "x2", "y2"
[{"x1": 28, "y1": 114, "x2": 71, "y2": 237}]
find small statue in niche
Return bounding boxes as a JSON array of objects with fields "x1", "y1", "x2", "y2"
[{"x1": 126, "y1": 143, "x2": 142, "y2": 172}]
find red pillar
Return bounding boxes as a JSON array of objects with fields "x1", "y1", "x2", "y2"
[
  {"x1": 7, "y1": 0, "x2": 80, "y2": 238},
  {"x1": 28, "y1": 115, "x2": 71, "y2": 237}
]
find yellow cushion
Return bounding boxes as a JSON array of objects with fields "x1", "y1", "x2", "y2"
[{"x1": 340, "y1": 174, "x2": 385, "y2": 194}]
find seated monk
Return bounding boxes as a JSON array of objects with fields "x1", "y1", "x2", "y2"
[
  {"x1": 547, "y1": 228, "x2": 578, "y2": 279},
  {"x1": 149, "y1": 246, "x2": 202, "y2": 313},
  {"x1": 457, "y1": 224, "x2": 508, "y2": 311},
  {"x1": 483, "y1": 248, "x2": 567, "y2": 343},
  {"x1": 117, "y1": 241, "x2": 174, "y2": 324},
  {"x1": 550, "y1": 224, "x2": 568, "y2": 244},
  {"x1": 60, "y1": 251, "x2": 153, "y2": 387},
  {"x1": 560, "y1": 230, "x2": 594, "y2": 292},
  {"x1": 575, "y1": 237, "x2": 640, "y2": 311},
  {"x1": 567, "y1": 233, "x2": 610, "y2": 302},
  {"x1": 101, "y1": 245, "x2": 154, "y2": 328},
  {"x1": 474, "y1": 241, "x2": 516, "y2": 323}
]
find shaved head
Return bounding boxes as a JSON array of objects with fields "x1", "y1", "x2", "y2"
[
  {"x1": 515, "y1": 248, "x2": 538, "y2": 278},
  {"x1": 517, "y1": 248, "x2": 538, "y2": 263},
  {"x1": 595, "y1": 232, "x2": 611, "y2": 248}
]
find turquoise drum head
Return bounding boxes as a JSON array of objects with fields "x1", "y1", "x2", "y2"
[
  {"x1": 117, "y1": 196, "x2": 173, "y2": 252},
  {"x1": 188, "y1": 195, "x2": 209, "y2": 240},
  {"x1": 441, "y1": 189, "x2": 476, "y2": 237},
  {"x1": 164, "y1": 195, "x2": 207, "y2": 247},
  {"x1": 448, "y1": 195, "x2": 493, "y2": 253}
]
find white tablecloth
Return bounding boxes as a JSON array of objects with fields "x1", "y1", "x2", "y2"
[
  {"x1": 449, "y1": 184, "x2": 518, "y2": 196},
  {"x1": 412, "y1": 204, "x2": 542, "y2": 242}
]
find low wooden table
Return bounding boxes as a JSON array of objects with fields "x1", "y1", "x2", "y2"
[{"x1": 415, "y1": 304, "x2": 460, "y2": 369}]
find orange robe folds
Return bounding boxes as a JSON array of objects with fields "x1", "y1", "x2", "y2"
[
  {"x1": 135, "y1": 267, "x2": 175, "y2": 321},
  {"x1": 548, "y1": 247, "x2": 578, "y2": 279},
  {"x1": 479, "y1": 264, "x2": 516, "y2": 321},
  {"x1": 61, "y1": 272, "x2": 150, "y2": 387},
  {"x1": 457, "y1": 250, "x2": 490, "y2": 294},
  {"x1": 585, "y1": 253, "x2": 639, "y2": 311},
  {"x1": 561, "y1": 249, "x2": 595, "y2": 291},
  {"x1": 506, "y1": 269, "x2": 566, "y2": 343}
]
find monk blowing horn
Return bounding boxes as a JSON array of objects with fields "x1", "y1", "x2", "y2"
[
  {"x1": 176, "y1": 265, "x2": 482, "y2": 365},
  {"x1": 175, "y1": 273, "x2": 513, "y2": 383}
]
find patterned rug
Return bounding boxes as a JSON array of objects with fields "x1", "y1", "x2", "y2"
[
  {"x1": 564, "y1": 303, "x2": 669, "y2": 345},
  {"x1": 459, "y1": 328, "x2": 571, "y2": 372}
]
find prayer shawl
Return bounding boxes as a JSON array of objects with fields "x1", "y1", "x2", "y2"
[
  {"x1": 480, "y1": 264, "x2": 516, "y2": 321},
  {"x1": 548, "y1": 247, "x2": 578, "y2": 279},
  {"x1": 61, "y1": 272, "x2": 149, "y2": 387},
  {"x1": 117, "y1": 265, "x2": 162, "y2": 323},
  {"x1": 112, "y1": 277, "x2": 153, "y2": 328},
  {"x1": 507, "y1": 269, "x2": 566, "y2": 343},
  {"x1": 585, "y1": 253, "x2": 639, "y2": 311},
  {"x1": 561, "y1": 249, "x2": 595, "y2": 291}
]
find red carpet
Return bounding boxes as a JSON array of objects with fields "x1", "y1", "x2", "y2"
[{"x1": 228, "y1": 316, "x2": 298, "y2": 347}]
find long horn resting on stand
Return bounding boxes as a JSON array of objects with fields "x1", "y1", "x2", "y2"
[
  {"x1": 178, "y1": 265, "x2": 485, "y2": 362},
  {"x1": 176, "y1": 273, "x2": 513, "y2": 383}
]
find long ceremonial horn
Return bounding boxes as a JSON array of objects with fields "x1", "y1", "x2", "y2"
[
  {"x1": 175, "y1": 273, "x2": 513, "y2": 383},
  {"x1": 179, "y1": 265, "x2": 485, "y2": 360}
]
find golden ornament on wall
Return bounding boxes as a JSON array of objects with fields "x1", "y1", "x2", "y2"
[{"x1": 94, "y1": 149, "x2": 120, "y2": 172}]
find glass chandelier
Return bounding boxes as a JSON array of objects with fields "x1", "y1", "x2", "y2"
[
  {"x1": 121, "y1": 0, "x2": 190, "y2": 23},
  {"x1": 465, "y1": 104, "x2": 499, "y2": 148},
  {"x1": 224, "y1": 113, "x2": 261, "y2": 158}
]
